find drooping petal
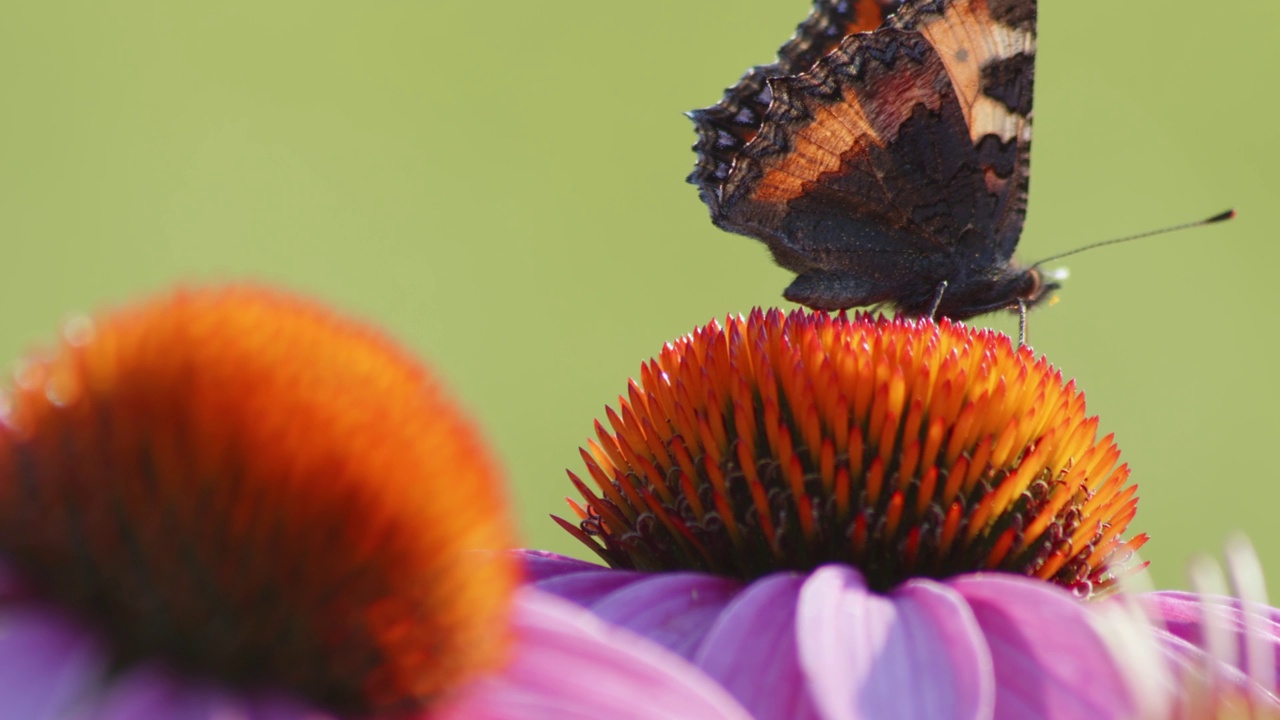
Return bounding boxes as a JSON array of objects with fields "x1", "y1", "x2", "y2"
[
  {"x1": 523, "y1": 550, "x2": 651, "y2": 606},
  {"x1": 693, "y1": 573, "x2": 818, "y2": 720},
  {"x1": 588, "y1": 573, "x2": 742, "y2": 660},
  {"x1": 525, "y1": 547, "x2": 743, "y2": 658},
  {"x1": 524, "y1": 551, "x2": 744, "y2": 648},
  {"x1": 797, "y1": 565, "x2": 993, "y2": 720},
  {"x1": 440, "y1": 588, "x2": 752, "y2": 720},
  {"x1": 951, "y1": 575, "x2": 1139, "y2": 720},
  {"x1": 520, "y1": 550, "x2": 609, "y2": 583}
]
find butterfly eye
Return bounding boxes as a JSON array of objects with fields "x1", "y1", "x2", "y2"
[{"x1": 1020, "y1": 266, "x2": 1062, "y2": 311}]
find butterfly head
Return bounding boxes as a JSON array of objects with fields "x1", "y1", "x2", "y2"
[
  {"x1": 1016, "y1": 265, "x2": 1063, "y2": 312},
  {"x1": 914, "y1": 264, "x2": 1063, "y2": 322}
]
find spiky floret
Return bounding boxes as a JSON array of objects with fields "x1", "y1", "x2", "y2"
[
  {"x1": 0, "y1": 286, "x2": 519, "y2": 714},
  {"x1": 559, "y1": 309, "x2": 1145, "y2": 596}
]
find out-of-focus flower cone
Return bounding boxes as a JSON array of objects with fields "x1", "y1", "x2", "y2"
[{"x1": 0, "y1": 286, "x2": 521, "y2": 715}]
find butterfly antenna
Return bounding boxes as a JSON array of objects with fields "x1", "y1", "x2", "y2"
[{"x1": 1030, "y1": 209, "x2": 1235, "y2": 269}]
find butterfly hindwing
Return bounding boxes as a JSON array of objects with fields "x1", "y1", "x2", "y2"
[{"x1": 888, "y1": 0, "x2": 1035, "y2": 257}]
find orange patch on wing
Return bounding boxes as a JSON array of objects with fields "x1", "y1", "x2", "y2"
[
  {"x1": 751, "y1": 126, "x2": 856, "y2": 204},
  {"x1": 983, "y1": 165, "x2": 1009, "y2": 194},
  {"x1": 843, "y1": 0, "x2": 894, "y2": 35},
  {"x1": 750, "y1": 52, "x2": 950, "y2": 205},
  {"x1": 915, "y1": 0, "x2": 988, "y2": 121},
  {"x1": 912, "y1": 0, "x2": 1033, "y2": 142}
]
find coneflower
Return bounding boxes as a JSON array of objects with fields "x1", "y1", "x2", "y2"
[{"x1": 532, "y1": 309, "x2": 1152, "y2": 719}]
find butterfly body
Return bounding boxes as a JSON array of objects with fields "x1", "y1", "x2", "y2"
[{"x1": 689, "y1": 0, "x2": 1056, "y2": 320}]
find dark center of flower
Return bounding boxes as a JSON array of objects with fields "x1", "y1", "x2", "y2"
[{"x1": 558, "y1": 310, "x2": 1145, "y2": 596}]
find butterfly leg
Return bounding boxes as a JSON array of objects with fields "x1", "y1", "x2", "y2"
[
  {"x1": 927, "y1": 281, "x2": 948, "y2": 320},
  {"x1": 1017, "y1": 300, "x2": 1029, "y2": 346}
]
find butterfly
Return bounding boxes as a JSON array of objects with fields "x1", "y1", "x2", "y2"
[{"x1": 688, "y1": 0, "x2": 1052, "y2": 321}]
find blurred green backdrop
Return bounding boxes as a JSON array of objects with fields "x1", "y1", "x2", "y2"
[{"x1": 0, "y1": 1, "x2": 1274, "y2": 590}]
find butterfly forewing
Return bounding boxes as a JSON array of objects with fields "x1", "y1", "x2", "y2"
[{"x1": 688, "y1": 0, "x2": 904, "y2": 215}]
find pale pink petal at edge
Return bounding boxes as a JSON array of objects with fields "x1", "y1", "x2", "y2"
[{"x1": 1141, "y1": 590, "x2": 1280, "y2": 674}]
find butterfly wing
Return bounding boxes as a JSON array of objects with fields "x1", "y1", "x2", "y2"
[
  {"x1": 888, "y1": 0, "x2": 1035, "y2": 260},
  {"x1": 688, "y1": 0, "x2": 904, "y2": 217},
  {"x1": 691, "y1": 0, "x2": 1037, "y2": 315}
]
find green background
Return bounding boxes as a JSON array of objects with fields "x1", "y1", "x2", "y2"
[{"x1": 1, "y1": 1, "x2": 1274, "y2": 591}]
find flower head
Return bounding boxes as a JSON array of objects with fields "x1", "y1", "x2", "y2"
[
  {"x1": 561, "y1": 309, "x2": 1145, "y2": 595},
  {"x1": 0, "y1": 286, "x2": 520, "y2": 714}
]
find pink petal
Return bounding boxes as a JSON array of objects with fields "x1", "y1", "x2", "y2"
[
  {"x1": 441, "y1": 587, "x2": 752, "y2": 720},
  {"x1": 796, "y1": 565, "x2": 994, "y2": 720},
  {"x1": 535, "y1": 569, "x2": 648, "y2": 606},
  {"x1": 693, "y1": 573, "x2": 820, "y2": 720},
  {"x1": 951, "y1": 574, "x2": 1138, "y2": 720},
  {"x1": 515, "y1": 550, "x2": 608, "y2": 583},
  {"x1": 587, "y1": 573, "x2": 741, "y2": 659},
  {"x1": 519, "y1": 551, "x2": 656, "y2": 605}
]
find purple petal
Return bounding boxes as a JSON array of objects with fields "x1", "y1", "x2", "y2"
[
  {"x1": 441, "y1": 587, "x2": 752, "y2": 720},
  {"x1": 796, "y1": 565, "x2": 993, "y2": 720},
  {"x1": 586, "y1": 573, "x2": 741, "y2": 659},
  {"x1": 519, "y1": 550, "x2": 660, "y2": 605},
  {"x1": 0, "y1": 604, "x2": 105, "y2": 720},
  {"x1": 515, "y1": 550, "x2": 608, "y2": 583},
  {"x1": 693, "y1": 573, "x2": 820, "y2": 720},
  {"x1": 951, "y1": 574, "x2": 1137, "y2": 720},
  {"x1": 535, "y1": 569, "x2": 648, "y2": 606}
]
